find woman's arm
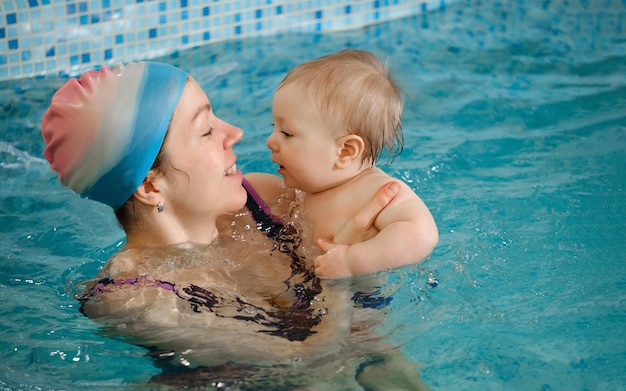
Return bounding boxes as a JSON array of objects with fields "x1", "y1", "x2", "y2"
[{"x1": 80, "y1": 274, "x2": 354, "y2": 368}]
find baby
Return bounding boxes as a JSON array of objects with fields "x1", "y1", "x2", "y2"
[{"x1": 267, "y1": 49, "x2": 438, "y2": 278}]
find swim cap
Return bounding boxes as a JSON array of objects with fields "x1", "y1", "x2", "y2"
[{"x1": 41, "y1": 62, "x2": 188, "y2": 210}]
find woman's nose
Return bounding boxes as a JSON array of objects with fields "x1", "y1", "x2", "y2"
[{"x1": 225, "y1": 122, "x2": 243, "y2": 147}]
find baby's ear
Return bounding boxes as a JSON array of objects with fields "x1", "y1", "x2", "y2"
[{"x1": 335, "y1": 134, "x2": 365, "y2": 168}]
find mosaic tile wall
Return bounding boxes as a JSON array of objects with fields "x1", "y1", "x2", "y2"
[{"x1": 0, "y1": 0, "x2": 449, "y2": 81}]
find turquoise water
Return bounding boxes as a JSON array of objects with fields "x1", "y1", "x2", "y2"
[{"x1": 2, "y1": 0, "x2": 626, "y2": 389}]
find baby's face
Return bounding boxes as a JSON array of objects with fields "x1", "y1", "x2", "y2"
[{"x1": 267, "y1": 83, "x2": 341, "y2": 193}]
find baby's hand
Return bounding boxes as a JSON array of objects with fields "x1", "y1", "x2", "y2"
[{"x1": 314, "y1": 239, "x2": 352, "y2": 279}]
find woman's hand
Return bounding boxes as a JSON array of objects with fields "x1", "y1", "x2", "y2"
[
  {"x1": 332, "y1": 181, "x2": 401, "y2": 245},
  {"x1": 314, "y1": 181, "x2": 401, "y2": 278}
]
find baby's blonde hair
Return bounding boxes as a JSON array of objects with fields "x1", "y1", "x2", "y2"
[{"x1": 277, "y1": 49, "x2": 404, "y2": 166}]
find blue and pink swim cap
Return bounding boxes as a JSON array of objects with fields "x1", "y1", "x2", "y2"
[{"x1": 41, "y1": 61, "x2": 188, "y2": 210}]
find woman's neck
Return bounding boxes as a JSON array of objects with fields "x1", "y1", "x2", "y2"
[{"x1": 124, "y1": 213, "x2": 220, "y2": 248}]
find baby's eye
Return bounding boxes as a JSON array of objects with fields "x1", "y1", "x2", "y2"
[
  {"x1": 203, "y1": 126, "x2": 215, "y2": 136},
  {"x1": 270, "y1": 123, "x2": 292, "y2": 137}
]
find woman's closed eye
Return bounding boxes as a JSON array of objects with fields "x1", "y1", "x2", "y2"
[{"x1": 202, "y1": 126, "x2": 215, "y2": 137}]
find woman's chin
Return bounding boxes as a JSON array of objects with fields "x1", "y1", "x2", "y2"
[{"x1": 229, "y1": 179, "x2": 248, "y2": 210}]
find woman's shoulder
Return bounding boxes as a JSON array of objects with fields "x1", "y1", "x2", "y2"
[
  {"x1": 81, "y1": 249, "x2": 180, "y2": 322},
  {"x1": 243, "y1": 172, "x2": 295, "y2": 218},
  {"x1": 243, "y1": 172, "x2": 283, "y2": 197},
  {"x1": 96, "y1": 249, "x2": 139, "y2": 278}
]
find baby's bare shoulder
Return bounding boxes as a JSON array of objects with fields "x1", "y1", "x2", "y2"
[{"x1": 355, "y1": 169, "x2": 409, "y2": 196}]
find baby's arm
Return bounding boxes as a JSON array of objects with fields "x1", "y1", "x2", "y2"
[{"x1": 315, "y1": 181, "x2": 438, "y2": 278}]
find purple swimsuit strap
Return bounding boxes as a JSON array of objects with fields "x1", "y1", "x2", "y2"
[
  {"x1": 242, "y1": 177, "x2": 282, "y2": 225},
  {"x1": 92, "y1": 275, "x2": 174, "y2": 295}
]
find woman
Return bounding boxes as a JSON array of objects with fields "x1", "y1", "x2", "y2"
[{"x1": 41, "y1": 61, "x2": 427, "y2": 389}]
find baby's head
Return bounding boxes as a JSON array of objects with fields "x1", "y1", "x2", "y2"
[
  {"x1": 277, "y1": 49, "x2": 404, "y2": 166},
  {"x1": 41, "y1": 62, "x2": 188, "y2": 210}
]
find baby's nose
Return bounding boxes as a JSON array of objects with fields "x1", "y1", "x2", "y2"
[{"x1": 266, "y1": 132, "x2": 277, "y2": 151}]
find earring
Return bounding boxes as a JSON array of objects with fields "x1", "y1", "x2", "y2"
[{"x1": 157, "y1": 202, "x2": 164, "y2": 213}]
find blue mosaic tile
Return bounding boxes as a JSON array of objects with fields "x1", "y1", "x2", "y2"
[
  {"x1": 6, "y1": 13, "x2": 18, "y2": 24},
  {"x1": 0, "y1": 0, "x2": 454, "y2": 80}
]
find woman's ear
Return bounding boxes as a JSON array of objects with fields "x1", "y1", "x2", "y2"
[
  {"x1": 335, "y1": 134, "x2": 365, "y2": 169},
  {"x1": 133, "y1": 170, "x2": 162, "y2": 207}
]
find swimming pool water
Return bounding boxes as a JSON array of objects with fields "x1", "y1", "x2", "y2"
[{"x1": 1, "y1": 0, "x2": 625, "y2": 389}]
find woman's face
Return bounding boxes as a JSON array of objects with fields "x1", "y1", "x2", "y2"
[{"x1": 159, "y1": 77, "x2": 246, "y2": 221}]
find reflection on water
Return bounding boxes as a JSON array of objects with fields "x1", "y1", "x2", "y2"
[{"x1": 1, "y1": 0, "x2": 625, "y2": 389}]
